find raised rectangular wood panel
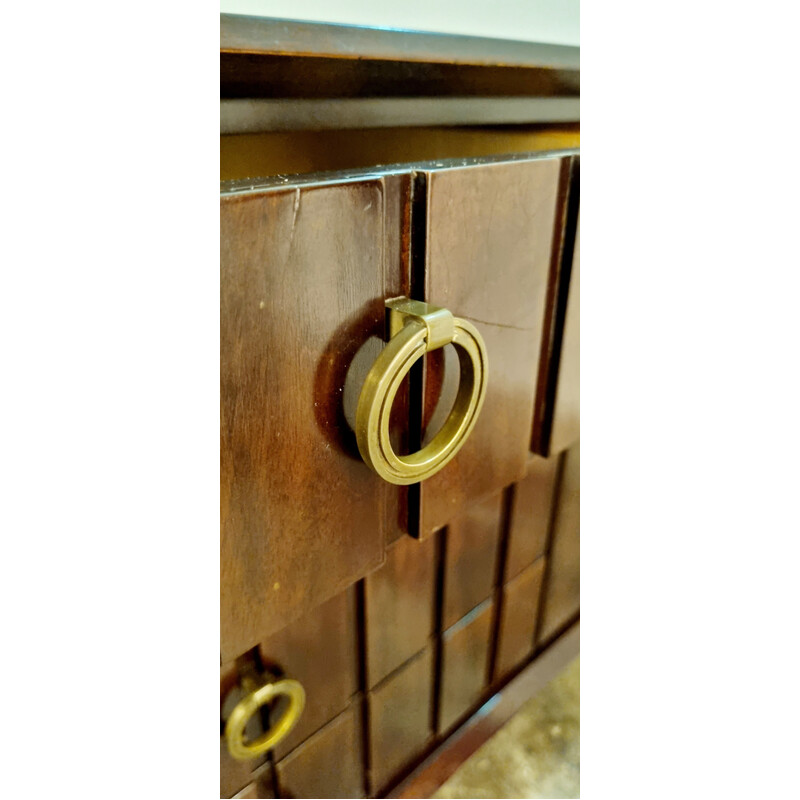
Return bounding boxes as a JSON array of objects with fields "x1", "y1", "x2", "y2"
[
  {"x1": 549, "y1": 216, "x2": 579, "y2": 455},
  {"x1": 442, "y1": 491, "x2": 503, "y2": 629},
  {"x1": 365, "y1": 533, "x2": 436, "y2": 688},
  {"x1": 368, "y1": 647, "x2": 434, "y2": 794},
  {"x1": 494, "y1": 557, "x2": 546, "y2": 679},
  {"x1": 538, "y1": 442, "x2": 580, "y2": 643},
  {"x1": 257, "y1": 587, "x2": 358, "y2": 759},
  {"x1": 416, "y1": 156, "x2": 564, "y2": 537},
  {"x1": 505, "y1": 455, "x2": 559, "y2": 581},
  {"x1": 276, "y1": 703, "x2": 364, "y2": 799},
  {"x1": 439, "y1": 598, "x2": 494, "y2": 733},
  {"x1": 221, "y1": 178, "x2": 401, "y2": 661}
]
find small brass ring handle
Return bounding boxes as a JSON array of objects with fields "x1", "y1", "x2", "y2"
[
  {"x1": 356, "y1": 297, "x2": 488, "y2": 485},
  {"x1": 224, "y1": 678, "x2": 306, "y2": 761}
]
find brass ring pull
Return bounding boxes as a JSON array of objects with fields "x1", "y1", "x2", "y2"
[
  {"x1": 356, "y1": 297, "x2": 488, "y2": 485},
  {"x1": 224, "y1": 678, "x2": 306, "y2": 761}
]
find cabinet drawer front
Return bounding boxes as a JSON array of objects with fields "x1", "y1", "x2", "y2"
[
  {"x1": 257, "y1": 587, "x2": 358, "y2": 759},
  {"x1": 415, "y1": 156, "x2": 566, "y2": 537},
  {"x1": 220, "y1": 662, "x2": 267, "y2": 797},
  {"x1": 365, "y1": 533, "x2": 436, "y2": 688},
  {"x1": 442, "y1": 491, "x2": 503, "y2": 630},
  {"x1": 506, "y1": 455, "x2": 560, "y2": 581},
  {"x1": 368, "y1": 647, "x2": 434, "y2": 794},
  {"x1": 439, "y1": 598, "x2": 494, "y2": 733},
  {"x1": 221, "y1": 178, "x2": 401, "y2": 660},
  {"x1": 494, "y1": 556, "x2": 546, "y2": 679}
]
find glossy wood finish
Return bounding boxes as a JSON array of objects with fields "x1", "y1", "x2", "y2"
[
  {"x1": 416, "y1": 156, "x2": 564, "y2": 538},
  {"x1": 439, "y1": 599, "x2": 494, "y2": 733},
  {"x1": 276, "y1": 703, "x2": 365, "y2": 799},
  {"x1": 538, "y1": 442, "x2": 580, "y2": 644},
  {"x1": 442, "y1": 492, "x2": 503, "y2": 629},
  {"x1": 221, "y1": 178, "x2": 397, "y2": 661},
  {"x1": 549, "y1": 217, "x2": 580, "y2": 455},
  {"x1": 505, "y1": 455, "x2": 560, "y2": 581},
  {"x1": 494, "y1": 557, "x2": 546, "y2": 680},
  {"x1": 364, "y1": 534, "x2": 436, "y2": 687},
  {"x1": 257, "y1": 587, "x2": 358, "y2": 759},
  {"x1": 368, "y1": 647, "x2": 434, "y2": 794}
]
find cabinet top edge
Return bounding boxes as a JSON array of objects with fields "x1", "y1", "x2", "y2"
[
  {"x1": 220, "y1": 148, "x2": 580, "y2": 197},
  {"x1": 221, "y1": 14, "x2": 580, "y2": 71}
]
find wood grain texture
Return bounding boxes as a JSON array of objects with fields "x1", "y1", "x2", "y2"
[
  {"x1": 505, "y1": 455, "x2": 560, "y2": 581},
  {"x1": 494, "y1": 557, "x2": 546, "y2": 680},
  {"x1": 416, "y1": 156, "x2": 563, "y2": 538},
  {"x1": 257, "y1": 587, "x2": 358, "y2": 760},
  {"x1": 538, "y1": 442, "x2": 580, "y2": 644},
  {"x1": 442, "y1": 491, "x2": 503, "y2": 629},
  {"x1": 365, "y1": 534, "x2": 436, "y2": 688},
  {"x1": 549, "y1": 216, "x2": 580, "y2": 455},
  {"x1": 276, "y1": 703, "x2": 364, "y2": 799},
  {"x1": 221, "y1": 179, "x2": 395, "y2": 661},
  {"x1": 439, "y1": 599, "x2": 494, "y2": 733},
  {"x1": 368, "y1": 647, "x2": 434, "y2": 794}
]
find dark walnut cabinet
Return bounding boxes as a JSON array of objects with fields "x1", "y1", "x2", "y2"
[{"x1": 220, "y1": 15, "x2": 579, "y2": 799}]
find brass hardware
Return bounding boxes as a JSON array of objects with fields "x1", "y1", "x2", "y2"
[
  {"x1": 224, "y1": 678, "x2": 306, "y2": 761},
  {"x1": 356, "y1": 297, "x2": 488, "y2": 485}
]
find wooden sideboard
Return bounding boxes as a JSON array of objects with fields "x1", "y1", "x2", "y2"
[{"x1": 220, "y1": 15, "x2": 579, "y2": 799}]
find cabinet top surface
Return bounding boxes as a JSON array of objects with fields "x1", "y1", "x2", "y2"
[{"x1": 221, "y1": 13, "x2": 579, "y2": 70}]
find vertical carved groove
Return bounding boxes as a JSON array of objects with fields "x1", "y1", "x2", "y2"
[{"x1": 407, "y1": 171, "x2": 429, "y2": 538}]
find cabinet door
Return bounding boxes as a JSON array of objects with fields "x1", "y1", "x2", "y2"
[
  {"x1": 221, "y1": 175, "x2": 407, "y2": 660},
  {"x1": 414, "y1": 155, "x2": 568, "y2": 538}
]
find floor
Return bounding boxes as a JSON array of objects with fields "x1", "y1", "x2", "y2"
[{"x1": 433, "y1": 658, "x2": 580, "y2": 799}]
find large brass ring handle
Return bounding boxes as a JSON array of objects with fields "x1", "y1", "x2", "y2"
[
  {"x1": 224, "y1": 678, "x2": 306, "y2": 761},
  {"x1": 356, "y1": 297, "x2": 488, "y2": 485}
]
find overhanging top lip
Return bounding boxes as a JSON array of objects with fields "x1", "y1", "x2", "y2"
[{"x1": 220, "y1": 13, "x2": 580, "y2": 71}]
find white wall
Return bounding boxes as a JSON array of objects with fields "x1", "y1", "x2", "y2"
[{"x1": 220, "y1": 0, "x2": 579, "y2": 46}]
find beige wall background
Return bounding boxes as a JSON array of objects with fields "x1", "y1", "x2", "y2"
[{"x1": 219, "y1": 1, "x2": 580, "y2": 46}]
